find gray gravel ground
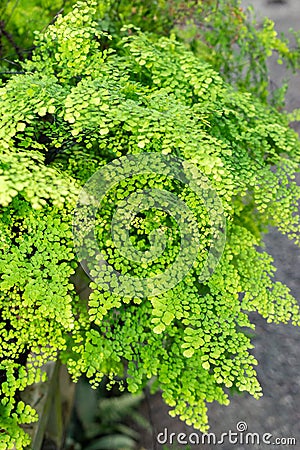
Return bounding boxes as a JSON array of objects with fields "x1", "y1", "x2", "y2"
[{"x1": 139, "y1": 1, "x2": 300, "y2": 449}]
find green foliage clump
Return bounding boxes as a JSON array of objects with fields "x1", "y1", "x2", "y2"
[
  {"x1": 92, "y1": 0, "x2": 300, "y2": 106},
  {"x1": 0, "y1": 362, "x2": 41, "y2": 450},
  {"x1": 0, "y1": 1, "x2": 300, "y2": 447},
  {"x1": 0, "y1": 0, "x2": 74, "y2": 77},
  {"x1": 2, "y1": 0, "x2": 300, "y2": 108},
  {"x1": 169, "y1": 1, "x2": 300, "y2": 106}
]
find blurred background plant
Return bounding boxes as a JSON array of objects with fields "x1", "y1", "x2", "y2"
[
  {"x1": 64, "y1": 377, "x2": 148, "y2": 450},
  {"x1": 0, "y1": 0, "x2": 74, "y2": 77}
]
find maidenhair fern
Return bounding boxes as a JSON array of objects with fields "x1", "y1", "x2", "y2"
[{"x1": 0, "y1": 1, "x2": 300, "y2": 447}]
